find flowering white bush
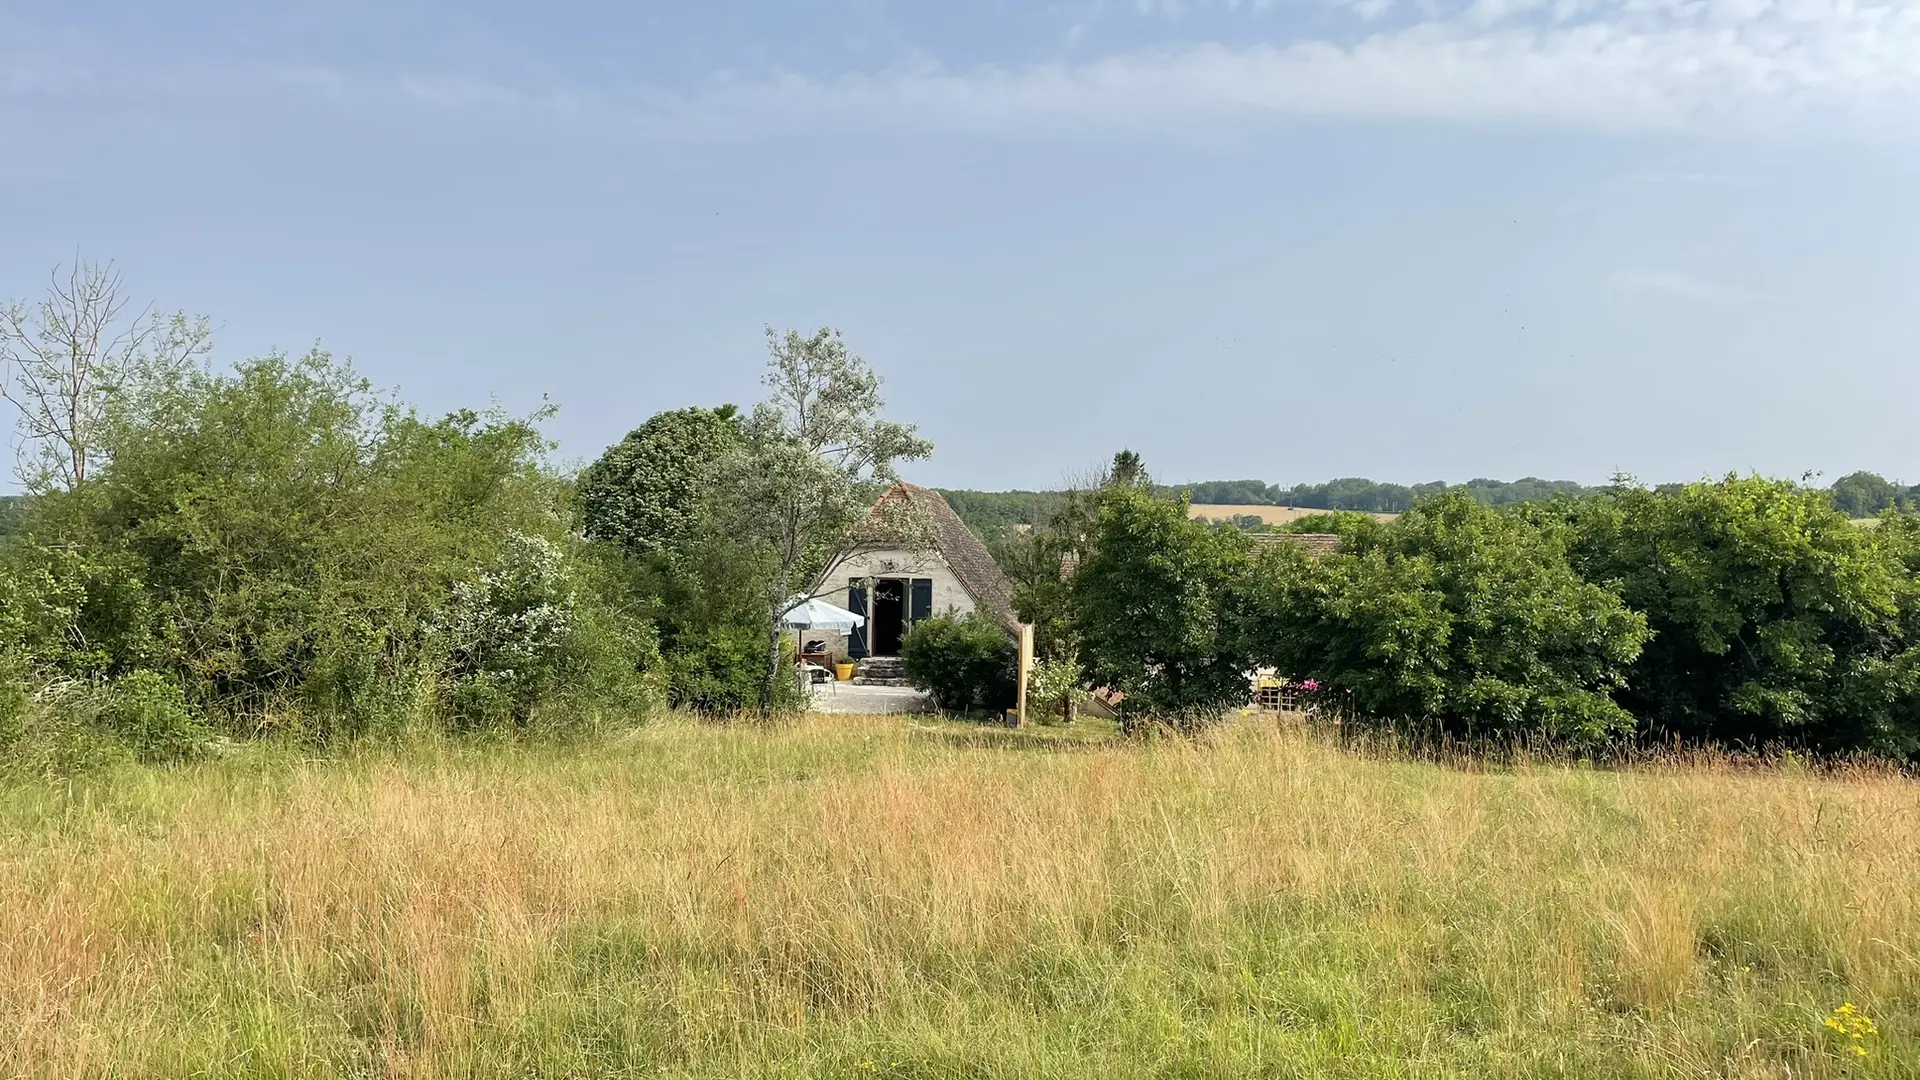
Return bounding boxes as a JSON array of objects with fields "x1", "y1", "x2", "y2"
[
  {"x1": 434, "y1": 532, "x2": 578, "y2": 720},
  {"x1": 1026, "y1": 655, "x2": 1088, "y2": 725}
]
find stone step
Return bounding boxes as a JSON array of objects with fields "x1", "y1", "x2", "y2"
[{"x1": 852, "y1": 677, "x2": 914, "y2": 688}]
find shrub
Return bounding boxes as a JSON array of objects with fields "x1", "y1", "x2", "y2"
[
  {"x1": 1245, "y1": 492, "x2": 1649, "y2": 744},
  {"x1": 1025, "y1": 655, "x2": 1088, "y2": 725},
  {"x1": 0, "y1": 351, "x2": 669, "y2": 743},
  {"x1": 435, "y1": 532, "x2": 578, "y2": 726},
  {"x1": 99, "y1": 670, "x2": 209, "y2": 763},
  {"x1": 539, "y1": 583, "x2": 664, "y2": 729},
  {"x1": 0, "y1": 657, "x2": 27, "y2": 752},
  {"x1": 301, "y1": 618, "x2": 425, "y2": 741},
  {"x1": 0, "y1": 679, "x2": 131, "y2": 776},
  {"x1": 901, "y1": 612, "x2": 1017, "y2": 714},
  {"x1": 0, "y1": 568, "x2": 29, "y2": 745},
  {"x1": 1, "y1": 352, "x2": 590, "y2": 730},
  {"x1": 661, "y1": 624, "x2": 792, "y2": 715},
  {"x1": 0, "y1": 541, "x2": 159, "y2": 682}
]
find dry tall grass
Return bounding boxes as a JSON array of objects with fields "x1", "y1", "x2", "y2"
[{"x1": 1, "y1": 715, "x2": 1915, "y2": 1078}]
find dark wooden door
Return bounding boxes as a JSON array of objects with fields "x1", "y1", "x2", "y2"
[
  {"x1": 846, "y1": 586, "x2": 869, "y2": 658},
  {"x1": 909, "y1": 578, "x2": 933, "y2": 637}
]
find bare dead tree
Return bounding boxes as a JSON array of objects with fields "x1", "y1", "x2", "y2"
[{"x1": 0, "y1": 259, "x2": 212, "y2": 490}]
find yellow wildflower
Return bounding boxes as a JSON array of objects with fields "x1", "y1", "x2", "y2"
[{"x1": 1822, "y1": 1003, "x2": 1878, "y2": 1060}]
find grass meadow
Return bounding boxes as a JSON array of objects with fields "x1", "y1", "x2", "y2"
[{"x1": 1, "y1": 714, "x2": 1916, "y2": 1078}]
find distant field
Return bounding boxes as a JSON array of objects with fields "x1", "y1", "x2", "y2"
[
  {"x1": 1189, "y1": 503, "x2": 1399, "y2": 525},
  {"x1": 1187, "y1": 503, "x2": 1882, "y2": 528},
  {"x1": 2, "y1": 714, "x2": 1914, "y2": 1077}
]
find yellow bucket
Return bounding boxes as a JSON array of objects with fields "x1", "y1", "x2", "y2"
[{"x1": 835, "y1": 663, "x2": 856, "y2": 682}]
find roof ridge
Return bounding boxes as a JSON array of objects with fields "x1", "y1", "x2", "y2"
[{"x1": 874, "y1": 482, "x2": 1022, "y2": 635}]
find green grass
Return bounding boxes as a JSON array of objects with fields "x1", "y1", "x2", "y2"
[{"x1": 1, "y1": 714, "x2": 1915, "y2": 1078}]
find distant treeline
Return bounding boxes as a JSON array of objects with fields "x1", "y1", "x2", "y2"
[
  {"x1": 1185, "y1": 477, "x2": 1597, "y2": 512},
  {"x1": 941, "y1": 471, "x2": 1918, "y2": 538},
  {"x1": 937, "y1": 490, "x2": 1057, "y2": 536}
]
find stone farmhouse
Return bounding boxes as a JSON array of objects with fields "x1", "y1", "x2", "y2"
[{"x1": 811, "y1": 483, "x2": 1021, "y2": 661}]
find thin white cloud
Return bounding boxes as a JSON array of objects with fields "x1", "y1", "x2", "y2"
[
  {"x1": 654, "y1": 0, "x2": 1920, "y2": 138},
  {"x1": 9, "y1": 0, "x2": 1920, "y2": 139},
  {"x1": 1612, "y1": 269, "x2": 1745, "y2": 300},
  {"x1": 1136, "y1": 0, "x2": 1281, "y2": 15}
]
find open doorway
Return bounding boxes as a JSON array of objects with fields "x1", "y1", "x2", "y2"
[{"x1": 871, "y1": 579, "x2": 906, "y2": 655}]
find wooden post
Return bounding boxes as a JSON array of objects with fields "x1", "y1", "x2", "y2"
[{"x1": 1014, "y1": 623, "x2": 1034, "y2": 728}]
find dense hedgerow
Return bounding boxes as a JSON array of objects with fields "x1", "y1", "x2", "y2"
[
  {"x1": 0, "y1": 350, "x2": 659, "y2": 768},
  {"x1": 1031, "y1": 459, "x2": 1920, "y2": 757}
]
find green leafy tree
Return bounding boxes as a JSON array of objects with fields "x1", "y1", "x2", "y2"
[
  {"x1": 1830, "y1": 471, "x2": 1907, "y2": 518},
  {"x1": 577, "y1": 406, "x2": 742, "y2": 561},
  {"x1": 1274, "y1": 477, "x2": 1420, "y2": 513},
  {"x1": 1871, "y1": 512, "x2": 1920, "y2": 755},
  {"x1": 1565, "y1": 476, "x2": 1920, "y2": 754},
  {"x1": 577, "y1": 406, "x2": 776, "y2": 712},
  {"x1": 1071, "y1": 487, "x2": 1254, "y2": 726},
  {"x1": 1183, "y1": 479, "x2": 1278, "y2": 505},
  {"x1": 1180, "y1": 476, "x2": 1604, "y2": 513},
  {"x1": 1003, "y1": 452, "x2": 1162, "y2": 663},
  {"x1": 1218, "y1": 514, "x2": 1277, "y2": 533},
  {"x1": 1278, "y1": 511, "x2": 1382, "y2": 537},
  {"x1": 1244, "y1": 492, "x2": 1648, "y2": 743},
  {"x1": 1457, "y1": 477, "x2": 1597, "y2": 506},
  {"x1": 716, "y1": 327, "x2": 932, "y2": 713},
  {"x1": 953, "y1": 476, "x2": 1606, "y2": 541},
  {"x1": 1000, "y1": 493, "x2": 1100, "y2": 662},
  {"x1": 997, "y1": 526, "x2": 1074, "y2": 660},
  {"x1": 1108, "y1": 449, "x2": 1149, "y2": 489}
]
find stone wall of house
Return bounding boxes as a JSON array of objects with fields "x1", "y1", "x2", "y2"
[{"x1": 809, "y1": 548, "x2": 977, "y2": 658}]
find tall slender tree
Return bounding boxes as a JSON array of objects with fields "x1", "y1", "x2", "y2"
[{"x1": 717, "y1": 328, "x2": 932, "y2": 713}]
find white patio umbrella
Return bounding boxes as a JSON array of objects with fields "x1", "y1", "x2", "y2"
[
  {"x1": 780, "y1": 598, "x2": 867, "y2": 632},
  {"x1": 780, "y1": 598, "x2": 867, "y2": 692}
]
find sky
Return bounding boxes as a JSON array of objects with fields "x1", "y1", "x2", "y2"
[{"x1": 2, "y1": 0, "x2": 1917, "y2": 493}]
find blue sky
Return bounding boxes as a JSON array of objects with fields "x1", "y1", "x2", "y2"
[{"x1": 3, "y1": 0, "x2": 1917, "y2": 491}]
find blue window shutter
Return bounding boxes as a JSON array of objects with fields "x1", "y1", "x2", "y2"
[
  {"x1": 910, "y1": 578, "x2": 934, "y2": 625},
  {"x1": 847, "y1": 587, "x2": 869, "y2": 659}
]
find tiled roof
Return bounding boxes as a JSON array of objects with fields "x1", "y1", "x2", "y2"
[
  {"x1": 1248, "y1": 532, "x2": 1344, "y2": 556},
  {"x1": 871, "y1": 483, "x2": 1023, "y2": 635}
]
